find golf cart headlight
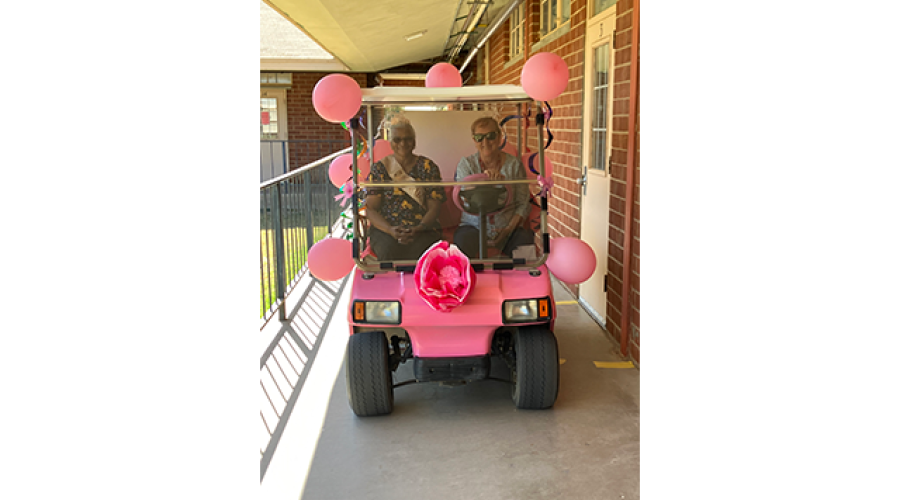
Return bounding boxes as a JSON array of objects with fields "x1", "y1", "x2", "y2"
[
  {"x1": 503, "y1": 297, "x2": 551, "y2": 324},
  {"x1": 504, "y1": 299, "x2": 538, "y2": 322},
  {"x1": 353, "y1": 301, "x2": 401, "y2": 324}
]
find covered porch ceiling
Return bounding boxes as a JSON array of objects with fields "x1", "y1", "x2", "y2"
[{"x1": 262, "y1": 0, "x2": 514, "y2": 74}]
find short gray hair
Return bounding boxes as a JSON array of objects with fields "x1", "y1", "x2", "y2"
[
  {"x1": 470, "y1": 116, "x2": 501, "y2": 135},
  {"x1": 388, "y1": 119, "x2": 415, "y2": 139}
]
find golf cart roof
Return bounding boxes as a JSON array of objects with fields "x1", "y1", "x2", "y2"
[{"x1": 360, "y1": 84, "x2": 533, "y2": 105}]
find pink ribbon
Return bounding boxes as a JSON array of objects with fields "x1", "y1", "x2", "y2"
[
  {"x1": 537, "y1": 175, "x2": 554, "y2": 198},
  {"x1": 334, "y1": 180, "x2": 354, "y2": 207}
]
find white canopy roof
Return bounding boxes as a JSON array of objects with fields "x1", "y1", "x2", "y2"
[{"x1": 360, "y1": 85, "x2": 533, "y2": 105}]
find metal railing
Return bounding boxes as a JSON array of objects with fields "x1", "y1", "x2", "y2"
[
  {"x1": 260, "y1": 139, "x2": 349, "y2": 182},
  {"x1": 260, "y1": 147, "x2": 351, "y2": 323},
  {"x1": 260, "y1": 146, "x2": 355, "y2": 481}
]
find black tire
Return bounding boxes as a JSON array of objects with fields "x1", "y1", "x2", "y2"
[
  {"x1": 346, "y1": 331, "x2": 394, "y2": 417},
  {"x1": 512, "y1": 325, "x2": 559, "y2": 409}
]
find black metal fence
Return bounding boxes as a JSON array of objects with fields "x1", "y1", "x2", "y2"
[
  {"x1": 260, "y1": 147, "x2": 351, "y2": 322},
  {"x1": 259, "y1": 145, "x2": 354, "y2": 481},
  {"x1": 260, "y1": 140, "x2": 349, "y2": 182}
]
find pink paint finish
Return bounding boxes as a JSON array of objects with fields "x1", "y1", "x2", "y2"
[
  {"x1": 349, "y1": 265, "x2": 555, "y2": 357},
  {"x1": 407, "y1": 326, "x2": 496, "y2": 357}
]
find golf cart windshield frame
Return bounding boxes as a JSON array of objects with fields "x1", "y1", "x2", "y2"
[{"x1": 350, "y1": 85, "x2": 551, "y2": 273}]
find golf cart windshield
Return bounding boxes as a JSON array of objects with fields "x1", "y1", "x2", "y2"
[{"x1": 350, "y1": 85, "x2": 550, "y2": 272}]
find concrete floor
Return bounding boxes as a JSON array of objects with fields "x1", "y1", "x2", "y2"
[{"x1": 301, "y1": 280, "x2": 640, "y2": 500}]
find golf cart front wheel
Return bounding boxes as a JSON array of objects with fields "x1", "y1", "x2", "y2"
[
  {"x1": 511, "y1": 325, "x2": 559, "y2": 409},
  {"x1": 345, "y1": 331, "x2": 394, "y2": 417}
]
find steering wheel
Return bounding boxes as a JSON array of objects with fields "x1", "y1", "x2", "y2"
[{"x1": 452, "y1": 173, "x2": 512, "y2": 216}]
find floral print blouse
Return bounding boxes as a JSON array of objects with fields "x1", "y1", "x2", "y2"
[{"x1": 365, "y1": 155, "x2": 446, "y2": 228}]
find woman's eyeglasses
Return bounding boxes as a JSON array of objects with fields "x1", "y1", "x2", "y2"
[
  {"x1": 391, "y1": 136, "x2": 415, "y2": 144},
  {"x1": 472, "y1": 131, "x2": 499, "y2": 142}
]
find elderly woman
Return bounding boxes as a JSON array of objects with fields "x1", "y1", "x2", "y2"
[
  {"x1": 454, "y1": 117, "x2": 533, "y2": 258},
  {"x1": 364, "y1": 119, "x2": 445, "y2": 261}
]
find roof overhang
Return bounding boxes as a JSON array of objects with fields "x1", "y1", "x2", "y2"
[
  {"x1": 260, "y1": 58, "x2": 348, "y2": 72},
  {"x1": 262, "y1": 0, "x2": 492, "y2": 73}
]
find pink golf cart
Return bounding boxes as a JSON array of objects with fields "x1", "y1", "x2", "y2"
[{"x1": 344, "y1": 85, "x2": 560, "y2": 416}]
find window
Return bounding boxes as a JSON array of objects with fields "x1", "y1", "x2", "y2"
[
  {"x1": 540, "y1": 0, "x2": 570, "y2": 37},
  {"x1": 590, "y1": 43, "x2": 610, "y2": 172},
  {"x1": 592, "y1": 0, "x2": 617, "y2": 17},
  {"x1": 260, "y1": 97, "x2": 279, "y2": 140},
  {"x1": 509, "y1": 3, "x2": 525, "y2": 58},
  {"x1": 260, "y1": 72, "x2": 292, "y2": 134},
  {"x1": 260, "y1": 73, "x2": 292, "y2": 86}
]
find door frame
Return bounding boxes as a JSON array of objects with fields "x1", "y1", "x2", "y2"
[{"x1": 577, "y1": 4, "x2": 617, "y2": 327}]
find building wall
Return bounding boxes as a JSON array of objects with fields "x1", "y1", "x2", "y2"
[
  {"x1": 480, "y1": 0, "x2": 639, "y2": 362},
  {"x1": 606, "y1": 0, "x2": 639, "y2": 364}
]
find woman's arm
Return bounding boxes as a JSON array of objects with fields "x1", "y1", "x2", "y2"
[
  {"x1": 510, "y1": 156, "x2": 531, "y2": 218},
  {"x1": 455, "y1": 155, "x2": 476, "y2": 181},
  {"x1": 365, "y1": 193, "x2": 404, "y2": 241},
  {"x1": 417, "y1": 198, "x2": 442, "y2": 230},
  {"x1": 414, "y1": 158, "x2": 445, "y2": 233}
]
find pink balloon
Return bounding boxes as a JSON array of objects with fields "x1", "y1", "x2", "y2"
[
  {"x1": 355, "y1": 154, "x2": 370, "y2": 180},
  {"x1": 329, "y1": 154, "x2": 353, "y2": 188},
  {"x1": 546, "y1": 237, "x2": 596, "y2": 284},
  {"x1": 502, "y1": 141, "x2": 519, "y2": 158},
  {"x1": 368, "y1": 139, "x2": 393, "y2": 164},
  {"x1": 425, "y1": 63, "x2": 462, "y2": 88},
  {"x1": 521, "y1": 52, "x2": 569, "y2": 102},
  {"x1": 312, "y1": 74, "x2": 362, "y2": 123},
  {"x1": 308, "y1": 238, "x2": 355, "y2": 281}
]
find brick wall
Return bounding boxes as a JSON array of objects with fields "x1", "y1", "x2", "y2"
[
  {"x1": 607, "y1": 0, "x2": 639, "y2": 364},
  {"x1": 481, "y1": 1, "x2": 588, "y2": 298},
  {"x1": 485, "y1": 0, "x2": 641, "y2": 364},
  {"x1": 283, "y1": 72, "x2": 367, "y2": 169}
]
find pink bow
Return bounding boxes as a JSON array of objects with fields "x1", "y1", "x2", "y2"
[
  {"x1": 413, "y1": 241, "x2": 476, "y2": 313},
  {"x1": 537, "y1": 175, "x2": 554, "y2": 198},
  {"x1": 334, "y1": 180, "x2": 354, "y2": 207}
]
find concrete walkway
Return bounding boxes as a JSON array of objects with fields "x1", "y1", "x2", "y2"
[{"x1": 298, "y1": 279, "x2": 640, "y2": 500}]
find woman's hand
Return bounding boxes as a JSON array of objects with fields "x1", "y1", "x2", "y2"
[
  {"x1": 489, "y1": 215, "x2": 522, "y2": 247},
  {"x1": 399, "y1": 224, "x2": 430, "y2": 244},
  {"x1": 390, "y1": 226, "x2": 412, "y2": 245},
  {"x1": 484, "y1": 169, "x2": 505, "y2": 181},
  {"x1": 489, "y1": 225, "x2": 515, "y2": 247}
]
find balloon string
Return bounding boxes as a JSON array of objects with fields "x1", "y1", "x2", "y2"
[
  {"x1": 526, "y1": 103, "x2": 554, "y2": 198},
  {"x1": 343, "y1": 117, "x2": 369, "y2": 163},
  {"x1": 498, "y1": 105, "x2": 534, "y2": 152},
  {"x1": 543, "y1": 103, "x2": 554, "y2": 150},
  {"x1": 498, "y1": 114, "x2": 523, "y2": 150}
]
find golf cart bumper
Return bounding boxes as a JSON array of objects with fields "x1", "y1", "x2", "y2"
[
  {"x1": 348, "y1": 266, "x2": 555, "y2": 357},
  {"x1": 413, "y1": 355, "x2": 491, "y2": 383}
]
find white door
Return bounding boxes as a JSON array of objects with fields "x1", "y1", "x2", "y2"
[{"x1": 578, "y1": 5, "x2": 616, "y2": 327}]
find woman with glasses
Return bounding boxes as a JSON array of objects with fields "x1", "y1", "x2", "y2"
[
  {"x1": 364, "y1": 118, "x2": 445, "y2": 261},
  {"x1": 454, "y1": 117, "x2": 534, "y2": 258}
]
